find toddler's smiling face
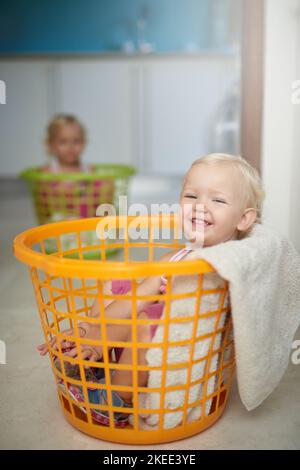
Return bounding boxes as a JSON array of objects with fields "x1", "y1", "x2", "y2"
[{"x1": 180, "y1": 162, "x2": 257, "y2": 247}]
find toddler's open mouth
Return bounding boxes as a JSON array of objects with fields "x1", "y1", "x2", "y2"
[{"x1": 191, "y1": 218, "x2": 212, "y2": 227}]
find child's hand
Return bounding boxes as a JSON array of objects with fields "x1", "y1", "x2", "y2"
[
  {"x1": 37, "y1": 326, "x2": 81, "y2": 356},
  {"x1": 37, "y1": 322, "x2": 103, "y2": 363},
  {"x1": 37, "y1": 332, "x2": 75, "y2": 356}
]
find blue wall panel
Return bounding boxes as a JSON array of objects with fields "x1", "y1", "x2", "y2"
[{"x1": 0, "y1": 0, "x2": 214, "y2": 53}]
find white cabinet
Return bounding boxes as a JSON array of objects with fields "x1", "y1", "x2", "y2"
[
  {"x1": 57, "y1": 56, "x2": 240, "y2": 174},
  {"x1": 0, "y1": 55, "x2": 239, "y2": 176},
  {"x1": 57, "y1": 60, "x2": 136, "y2": 167},
  {"x1": 144, "y1": 57, "x2": 239, "y2": 174}
]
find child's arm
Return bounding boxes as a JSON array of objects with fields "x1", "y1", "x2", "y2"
[
  {"x1": 37, "y1": 275, "x2": 162, "y2": 356},
  {"x1": 89, "y1": 280, "x2": 113, "y2": 317},
  {"x1": 90, "y1": 249, "x2": 178, "y2": 320},
  {"x1": 37, "y1": 249, "x2": 178, "y2": 357},
  {"x1": 97, "y1": 275, "x2": 161, "y2": 320}
]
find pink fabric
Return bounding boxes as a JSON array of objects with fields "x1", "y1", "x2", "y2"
[
  {"x1": 111, "y1": 279, "x2": 164, "y2": 338},
  {"x1": 159, "y1": 247, "x2": 193, "y2": 293},
  {"x1": 111, "y1": 279, "x2": 164, "y2": 362},
  {"x1": 111, "y1": 247, "x2": 192, "y2": 362},
  {"x1": 111, "y1": 279, "x2": 132, "y2": 295}
]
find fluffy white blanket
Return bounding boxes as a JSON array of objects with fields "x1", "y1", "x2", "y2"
[{"x1": 134, "y1": 224, "x2": 300, "y2": 429}]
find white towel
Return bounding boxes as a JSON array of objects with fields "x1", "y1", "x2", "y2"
[
  {"x1": 187, "y1": 223, "x2": 300, "y2": 411},
  {"x1": 135, "y1": 224, "x2": 300, "y2": 428}
]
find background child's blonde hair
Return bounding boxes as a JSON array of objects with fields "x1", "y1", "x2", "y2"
[
  {"x1": 186, "y1": 153, "x2": 265, "y2": 225},
  {"x1": 46, "y1": 114, "x2": 86, "y2": 143}
]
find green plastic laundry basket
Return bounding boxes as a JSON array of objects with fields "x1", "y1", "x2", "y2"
[{"x1": 21, "y1": 163, "x2": 136, "y2": 258}]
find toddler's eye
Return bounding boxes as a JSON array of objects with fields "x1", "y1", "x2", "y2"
[
  {"x1": 213, "y1": 199, "x2": 226, "y2": 204},
  {"x1": 184, "y1": 194, "x2": 197, "y2": 199}
]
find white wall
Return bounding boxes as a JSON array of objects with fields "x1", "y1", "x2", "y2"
[
  {"x1": 0, "y1": 61, "x2": 50, "y2": 175},
  {"x1": 261, "y1": 0, "x2": 300, "y2": 251},
  {"x1": 291, "y1": 3, "x2": 300, "y2": 253}
]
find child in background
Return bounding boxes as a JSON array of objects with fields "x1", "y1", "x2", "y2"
[
  {"x1": 41, "y1": 115, "x2": 114, "y2": 232},
  {"x1": 40, "y1": 114, "x2": 90, "y2": 235},
  {"x1": 44, "y1": 114, "x2": 87, "y2": 173},
  {"x1": 38, "y1": 153, "x2": 265, "y2": 426}
]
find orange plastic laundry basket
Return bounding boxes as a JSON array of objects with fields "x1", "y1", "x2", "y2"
[{"x1": 13, "y1": 215, "x2": 235, "y2": 445}]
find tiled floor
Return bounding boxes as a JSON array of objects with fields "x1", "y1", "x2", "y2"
[{"x1": 0, "y1": 176, "x2": 299, "y2": 450}]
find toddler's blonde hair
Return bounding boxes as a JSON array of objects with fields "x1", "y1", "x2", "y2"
[
  {"x1": 46, "y1": 114, "x2": 86, "y2": 144},
  {"x1": 185, "y1": 153, "x2": 265, "y2": 228}
]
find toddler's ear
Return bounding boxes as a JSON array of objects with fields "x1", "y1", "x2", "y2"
[{"x1": 237, "y1": 208, "x2": 257, "y2": 233}]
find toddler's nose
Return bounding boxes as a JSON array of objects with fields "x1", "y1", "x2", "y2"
[{"x1": 195, "y1": 202, "x2": 208, "y2": 215}]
